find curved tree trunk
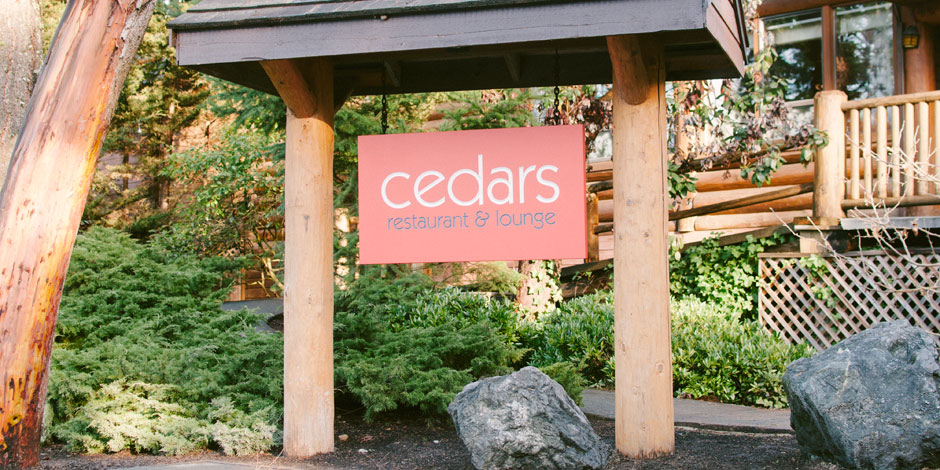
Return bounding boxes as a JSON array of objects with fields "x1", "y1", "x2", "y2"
[
  {"x1": 0, "y1": 0, "x2": 155, "y2": 466},
  {"x1": 0, "y1": 0, "x2": 42, "y2": 184}
]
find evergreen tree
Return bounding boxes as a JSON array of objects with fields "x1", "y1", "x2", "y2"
[{"x1": 83, "y1": 1, "x2": 209, "y2": 228}]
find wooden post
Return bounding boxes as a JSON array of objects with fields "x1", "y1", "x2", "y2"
[
  {"x1": 848, "y1": 109, "x2": 859, "y2": 199},
  {"x1": 821, "y1": 6, "x2": 836, "y2": 91},
  {"x1": 261, "y1": 58, "x2": 335, "y2": 457},
  {"x1": 607, "y1": 34, "x2": 674, "y2": 458},
  {"x1": 917, "y1": 102, "x2": 929, "y2": 195},
  {"x1": 876, "y1": 106, "x2": 888, "y2": 198},
  {"x1": 861, "y1": 108, "x2": 872, "y2": 198},
  {"x1": 904, "y1": 103, "x2": 915, "y2": 197},
  {"x1": 891, "y1": 106, "x2": 902, "y2": 197},
  {"x1": 586, "y1": 193, "x2": 599, "y2": 262},
  {"x1": 813, "y1": 90, "x2": 847, "y2": 219},
  {"x1": 0, "y1": 0, "x2": 156, "y2": 466}
]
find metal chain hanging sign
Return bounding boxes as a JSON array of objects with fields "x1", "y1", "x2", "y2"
[{"x1": 358, "y1": 50, "x2": 585, "y2": 264}]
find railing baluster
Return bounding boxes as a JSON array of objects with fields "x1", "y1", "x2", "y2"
[
  {"x1": 935, "y1": 101, "x2": 940, "y2": 195},
  {"x1": 904, "y1": 103, "x2": 915, "y2": 197},
  {"x1": 918, "y1": 101, "x2": 929, "y2": 195},
  {"x1": 891, "y1": 105, "x2": 901, "y2": 197},
  {"x1": 876, "y1": 106, "x2": 888, "y2": 199},
  {"x1": 840, "y1": 91, "x2": 940, "y2": 202},
  {"x1": 849, "y1": 109, "x2": 860, "y2": 199},
  {"x1": 862, "y1": 107, "x2": 872, "y2": 198}
]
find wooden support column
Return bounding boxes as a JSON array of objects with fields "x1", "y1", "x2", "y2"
[
  {"x1": 261, "y1": 58, "x2": 335, "y2": 457},
  {"x1": 586, "y1": 193, "x2": 600, "y2": 262},
  {"x1": 813, "y1": 90, "x2": 847, "y2": 220},
  {"x1": 902, "y1": 9, "x2": 938, "y2": 216},
  {"x1": 607, "y1": 34, "x2": 674, "y2": 458},
  {"x1": 902, "y1": 9, "x2": 936, "y2": 95},
  {"x1": 804, "y1": 90, "x2": 846, "y2": 254}
]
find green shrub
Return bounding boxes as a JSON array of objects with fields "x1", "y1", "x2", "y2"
[
  {"x1": 52, "y1": 381, "x2": 207, "y2": 456},
  {"x1": 386, "y1": 287, "x2": 535, "y2": 351},
  {"x1": 424, "y1": 261, "x2": 523, "y2": 296},
  {"x1": 671, "y1": 298, "x2": 814, "y2": 408},
  {"x1": 526, "y1": 291, "x2": 810, "y2": 408},
  {"x1": 538, "y1": 362, "x2": 586, "y2": 406},
  {"x1": 669, "y1": 233, "x2": 791, "y2": 316},
  {"x1": 335, "y1": 267, "x2": 436, "y2": 320},
  {"x1": 50, "y1": 227, "x2": 283, "y2": 455},
  {"x1": 334, "y1": 275, "x2": 525, "y2": 421},
  {"x1": 335, "y1": 310, "x2": 518, "y2": 420},
  {"x1": 206, "y1": 397, "x2": 278, "y2": 456},
  {"x1": 528, "y1": 291, "x2": 614, "y2": 386}
]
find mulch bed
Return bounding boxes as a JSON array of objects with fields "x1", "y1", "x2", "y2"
[{"x1": 39, "y1": 412, "x2": 842, "y2": 470}]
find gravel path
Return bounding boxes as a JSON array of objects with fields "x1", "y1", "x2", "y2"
[{"x1": 39, "y1": 414, "x2": 843, "y2": 470}]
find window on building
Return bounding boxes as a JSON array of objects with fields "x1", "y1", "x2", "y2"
[
  {"x1": 835, "y1": 2, "x2": 894, "y2": 100},
  {"x1": 766, "y1": 11, "x2": 824, "y2": 102},
  {"x1": 764, "y1": 2, "x2": 895, "y2": 103}
]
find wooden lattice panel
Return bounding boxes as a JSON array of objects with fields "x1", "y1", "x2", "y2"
[{"x1": 758, "y1": 252, "x2": 940, "y2": 351}]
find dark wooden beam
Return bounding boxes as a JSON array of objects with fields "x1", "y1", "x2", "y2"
[
  {"x1": 173, "y1": 0, "x2": 709, "y2": 67},
  {"x1": 915, "y1": 2, "x2": 940, "y2": 24},
  {"x1": 504, "y1": 53, "x2": 522, "y2": 82},
  {"x1": 192, "y1": 41, "x2": 737, "y2": 98},
  {"x1": 757, "y1": 0, "x2": 853, "y2": 18},
  {"x1": 671, "y1": 183, "x2": 815, "y2": 220},
  {"x1": 383, "y1": 61, "x2": 401, "y2": 87}
]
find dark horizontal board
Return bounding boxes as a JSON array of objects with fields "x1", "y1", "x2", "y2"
[
  {"x1": 170, "y1": 0, "x2": 747, "y2": 96},
  {"x1": 173, "y1": 0, "x2": 567, "y2": 30},
  {"x1": 173, "y1": 0, "x2": 709, "y2": 66},
  {"x1": 191, "y1": 38, "x2": 739, "y2": 98}
]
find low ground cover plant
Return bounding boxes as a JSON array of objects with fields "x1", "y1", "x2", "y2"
[{"x1": 528, "y1": 291, "x2": 614, "y2": 386}]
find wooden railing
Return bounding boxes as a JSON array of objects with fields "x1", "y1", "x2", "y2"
[
  {"x1": 816, "y1": 90, "x2": 940, "y2": 216},
  {"x1": 582, "y1": 89, "x2": 940, "y2": 261}
]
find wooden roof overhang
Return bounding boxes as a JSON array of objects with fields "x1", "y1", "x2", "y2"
[{"x1": 168, "y1": 0, "x2": 748, "y2": 99}]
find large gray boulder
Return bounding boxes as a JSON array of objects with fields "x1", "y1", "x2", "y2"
[
  {"x1": 783, "y1": 320, "x2": 940, "y2": 470},
  {"x1": 448, "y1": 366, "x2": 609, "y2": 470}
]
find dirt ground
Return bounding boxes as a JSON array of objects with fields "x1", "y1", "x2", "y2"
[{"x1": 39, "y1": 413, "x2": 844, "y2": 470}]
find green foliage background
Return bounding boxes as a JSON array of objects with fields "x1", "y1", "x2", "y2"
[
  {"x1": 526, "y1": 292, "x2": 812, "y2": 407},
  {"x1": 669, "y1": 232, "x2": 793, "y2": 316}
]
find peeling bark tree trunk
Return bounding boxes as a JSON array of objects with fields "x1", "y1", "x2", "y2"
[
  {"x1": 0, "y1": 0, "x2": 42, "y2": 184},
  {"x1": 0, "y1": 0, "x2": 155, "y2": 466}
]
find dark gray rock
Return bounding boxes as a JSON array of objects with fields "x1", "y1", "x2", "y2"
[
  {"x1": 448, "y1": 366, "x2": 608, "y2": 470},
  {"x1": 783, "y1": 320, "x2": 940, "y2": 470}
]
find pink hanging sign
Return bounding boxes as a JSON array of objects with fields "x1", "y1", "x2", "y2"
[{"x1": 357, "y1": 125, "x2": 586, "y2": 264}]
